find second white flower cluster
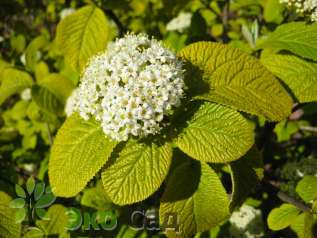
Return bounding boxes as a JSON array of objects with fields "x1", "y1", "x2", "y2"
[{"x1": 280, "y1": 0, "x2": 317, "y2": 21}]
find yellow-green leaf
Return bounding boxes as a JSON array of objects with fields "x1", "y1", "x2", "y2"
[
  {"x1": 49, "y1": 113, "x2": 117, "y2": 197},
  {"x1": 175, "y1": 102, "x2": 254, "y2": 163},
  {"x1": 160, "y1": 161, "x2": 229, "y2": 238},
  {"x1": 0, "y1": 68, "x2": 33, "y2": 105},
  {"x1": 81, "y1": 182, "x2": 114, "y2": 211},
  {"x1": 25, "y1": 35, "x2": 48, "y2": 71},
  {"x1": 261, "y1": 53, "x2": 317, "y2": 103},
  {"x1": 267, "y1": 204, "x2": 301, "y2": 231},
  {"x1": 0, "y1": 192, "x2": 21, "y2": 238},
  {"x1": 179, "y1": 42, "x2": 292, "y2": 121},
  {"x1": 32, "y1": 74, "x2": 74, "y2": 115},
  {"x1": 296, "y1": 176, "x2": 317, "y2": 202},
  {"x1": 290, "y1": 212, "x2": 314, "y2": 238},
  {"x1": 257, "y1": 22, "x2": 317, "y2": 61},
  {"x1": 36, "y1": 205, "x2": 69, "y2": 236},
  {"x1": 102, "y1": 140, "x2": 172, "y2": 205},
  {"x1": 56, "y1": 5, "x2": 109, "y2": 72}
]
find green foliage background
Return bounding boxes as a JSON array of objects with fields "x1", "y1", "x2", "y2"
[{"x1": 0, "y1": 0, "x2": 317, "y2": 237}]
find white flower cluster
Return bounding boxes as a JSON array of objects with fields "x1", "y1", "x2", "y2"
[
  {"x1": 166, "y1": 12, "x2": 192, "y2": 32},
  {"x1": 280, "y1": 0, "x2": 317, "y2": 21},
  {"x1": 229, "y1": 205, "x2": 264, "y2": 238},
  {"x1": 66, "y1": 33, "x2": 185, "y2": 141}
]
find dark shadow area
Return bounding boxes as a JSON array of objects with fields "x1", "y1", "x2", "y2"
[{"x1": 161, "y1": 160, "x2": 201, "y2": 202}]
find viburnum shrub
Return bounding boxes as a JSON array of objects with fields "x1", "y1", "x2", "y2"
[
  {"x1": 49, "y1": 30, "x2": 293, "y2": 236},
  {"x1": 2, "y1": 1, "x2": 317, "y2": 237}
]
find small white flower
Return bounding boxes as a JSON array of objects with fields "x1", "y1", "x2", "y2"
[
  {"x1": 20, "y1": 88, "x2": 32, "y2": 101},
  {"x1": 229, "y1": 205, "x2": 264, "y2": 238},
  {"x1": 280, "y1": 0, "x2": 317, "y2": 21},
  {"x1": 20, "y1": 53, "x2": 26, "y2": 65},
  {"x1": 166, "y1": 12, "x2": 192, "y2": 32},
  {"x1": 60, "y1": 8, "x2": 75, "y2": 19},
  {"x1": 66, "y1": 33, "x2": 185, "y2": 141}
]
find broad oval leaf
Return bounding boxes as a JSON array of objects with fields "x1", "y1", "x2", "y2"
[
  {"x1": 102, "y1": 140, "x2": 172, "y2": 205},
  {"x1": 160, "y1": 161, "x2": 229, "y2": 238},
  {"x1": 261, "y1": 53, "x2": 317, "y2": 103},
  {"x1": 257, "y1": 22, "x2": 317, "y2": 61},
  {"x1": 25, "y1": 35, "x2": 48, "y2": 71},
  {"x1": 34, "y1": 182, "x2": 45, "y2": 201},
  {"x1": 49, "y1": 113, "x2": 118, "y2": 197},
  {"x1": 15, "y1": 184, "x2": 26, "y2": 199},
  {"x1": 175, "y1": 102, "x2": 254, "y2": 163},
  {"x1": 9, "y1": 198, "x2": 25, "y2": 209},
  {"x1": 267, "y1": 204, "x2": 301, "y2": 231},
  {"x1": 32, "y1": 86, "x2": 64, "y2": 115},
  {"x1": 0, "y1": 68, "x2": 33, "y2": 105},
  {"x1": 0, "y1": 192, "x2": 21, "y2": 237},
  {"x1": 26, "y1": 177, "x2": 35, "y2": 195},
  {"x1": 229, "y1": 147, "x2": 263, "y2": 211},
  {"x1": 31, "y1": 74, "x2": 74, "y2": 115},
  {"x1": 35, "y1": 208, "x2": 49, "y2": 220},
  {"x1": 179, "y1": 42, "x2": 292, "y2": 121},
  {"x1": 296, "y1": 176, "x2": 317, "y2": 202},
  {"x1": 56, "y1": 5, "x2": 109, "y2": 72},
  {"x1": 35, "y1": 193, "x2": 56, "y2": 209}
]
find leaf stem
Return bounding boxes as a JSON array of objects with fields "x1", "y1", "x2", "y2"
[
  {"x1": 266, "y1": 180, "x2": 312, "y2": 213},
  {"x1": 103, "y1": 8, "x2": 126, "y2": 37},
  {"x1": 299, "y1": 126, "x2": 317, "y2": 133}
]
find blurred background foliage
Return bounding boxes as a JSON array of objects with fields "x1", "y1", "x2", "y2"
[{"x1": 0, "y1": 0, "x2": 317, "y2": 237}]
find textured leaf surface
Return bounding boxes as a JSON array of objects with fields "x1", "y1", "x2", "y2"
[
  {"x1": 56, "y1": 5, "x2": 109, "y2": 72},
  {"x1": 175, "y1": 102, "x2": 254, "y2": 163},
  {"x1": 160, "y1": 161, "x2": 229, "y2": 238},
  {"x1": 261, "y1": 53, "x2": 317, "y2": 103},
  {"x1": 32, "y1": 74, "x2": 74, "y2": 115},
  {"x1": 257, "y1": 22, "x2": 317, "y2": 61},
  {"x1": 102, "y1": 140, "x2": 172, "y2": 205},
  {"x1": 0, "y1": 192, "x2": 21, "y2": 238},
  {"x1": 0, "y1": 68, "x2": 33, "y2": 105},
  {"x1": 179, "y1": 42, "x2": 292, "y2": 121},
  {"x1": 296, "y1": 176, "x2": 317, "y2": 202},
  {"x1": 49, "y1": 113, "x2": 117, "y2": 197},
  {"x1": 229, "y1": 147, "x2": 263, "y2": 211},
  {"x1": 267, "y1": 204, "x2": 301, "y2": 230}
]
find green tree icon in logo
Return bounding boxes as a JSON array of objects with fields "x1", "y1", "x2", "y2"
[{"x1": 9, "y1": 177, "x2": 56, "y2": 223}]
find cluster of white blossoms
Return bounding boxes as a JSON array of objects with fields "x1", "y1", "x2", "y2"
[
  {"x1": 229, "y1": 205, "x2": 264, "y2": 238},
  {"x1": 280, "y1": 0, "x2": 317, "y2": 21},
  {"x1": 66, "y1": 33, "x2": 185, "y2": 141}
]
